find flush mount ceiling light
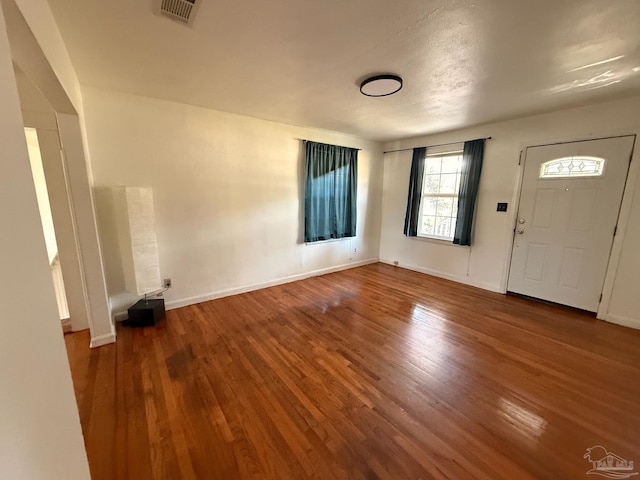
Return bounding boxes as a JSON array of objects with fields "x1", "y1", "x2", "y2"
[{"x1": 360, "y1": 74, "x2": 403, "y2": 97}]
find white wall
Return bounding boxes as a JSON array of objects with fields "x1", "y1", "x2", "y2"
[
  {"x1": 0, "y1": 3, "x2": 90, "y2": 478},
  {"x1": 380, "y1": 95, "x2": 640, "y2": 329},
  {"x1": 83, "y1": 87, "x2": 384, "y2": 316}
]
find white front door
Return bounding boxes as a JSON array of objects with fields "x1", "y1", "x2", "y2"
[{"x1": 508, "y1": 136, "x2": 634, "y2": 312}]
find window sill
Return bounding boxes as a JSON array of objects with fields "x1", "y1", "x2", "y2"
[
  {"x1": 304, "y1": 236, "x2": 353, "y2": 245},
  {"x1": 412, "y1": 235, "x2": 468, "y2": 247}
]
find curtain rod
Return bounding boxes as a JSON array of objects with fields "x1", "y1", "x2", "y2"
[
  {"x1": 299, "y1": 139, "x2": 362, "y2": 151},
  {"x1": 383, "y1": 136, "x2": 492, "y2": 155}
]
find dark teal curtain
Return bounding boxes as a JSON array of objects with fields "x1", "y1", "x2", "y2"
[
  {"x1": 403, "y1": 147, "x2": 427, "y2": 236},
  {"x1": 304, "y1": 141, "x2": 357, "y2": 243},
  {"x1": 453, "y1": 139, "x2": 485, "y2": 246}
]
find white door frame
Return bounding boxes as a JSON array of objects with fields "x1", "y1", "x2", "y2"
[
  {"x1": 5, "y1": 0, "x2": 115, "y2": 346},
  {"x1": 500, "y1": 134, "x2": 637, "y2": 321},
  {"x1": 27, "y1": 122, "x2": 92, "y2": 332}
]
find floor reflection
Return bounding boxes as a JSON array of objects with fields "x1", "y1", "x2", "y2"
[
  {"x1": 402, "y1": 303, "x2": 450, "y2": 374},
  {"x1": 498, "y1": 397, "x2": 548, "y2": 446}
]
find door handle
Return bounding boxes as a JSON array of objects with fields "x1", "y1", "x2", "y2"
[{"x1": 517, "y1": 228, "x2": 525, "y2": 234}]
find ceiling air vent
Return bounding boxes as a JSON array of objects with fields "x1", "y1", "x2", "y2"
[{"x1": 154, "y1": 0, "x2": 201, "y2": 26}]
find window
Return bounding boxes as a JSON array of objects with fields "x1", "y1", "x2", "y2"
[
  {"x1": 418, "y1": 153, "x2": 463, "y2": 240},
  {"x1": 539, "y1": 156, "x2": 605, "y2": 178},
  {"x1": 404, "y1": 139, "x2": 485, "y2": 246}
]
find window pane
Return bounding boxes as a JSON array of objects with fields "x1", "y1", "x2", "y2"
[
  {"x1": 436, "y1": 197, "x2": 454, "y2": 217},
  {"x1": 418, "y1": 154, "x2": 462, "y2": 241},
  {"x1": 539, "y1": 156, "x2": 605, "y2": 178},
  {"x1": 439, "y1": 173, "x2": 458, "y2": 194},
  {"x1": 423, "y1": 196, "x2": 438, "y2": 216},
  {"x1": 440, "y1": 156, "x2": 460, "y2": 174},
  {"x1": 435, "y1": 216, "x2": 451, "y2": 238},
  {"x1": 421, "y1": 216, "x2": 436, "y2": 236},
  {"x1": 423, "y1": 174, "x2": 441, "y2": 194},
  {"x1": 425, "y1": 157, "x2": 441, "y2": 175}
]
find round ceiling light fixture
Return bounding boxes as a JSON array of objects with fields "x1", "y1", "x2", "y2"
[{"x1": 360, "y1": 74, "x2": 403, "y2": 97}]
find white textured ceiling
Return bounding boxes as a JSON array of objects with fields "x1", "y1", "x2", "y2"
[{"x1": 46, "y1": 0, "x2": 640, "y2": 141}]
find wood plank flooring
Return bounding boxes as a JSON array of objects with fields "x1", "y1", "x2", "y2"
[{"x1": 65, "y1": 263, "x2": 640, "y2": 479}]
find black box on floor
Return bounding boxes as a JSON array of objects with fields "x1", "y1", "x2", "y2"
[{"x1": 127, "y1": 299, "x2": 166, "y2": 326}]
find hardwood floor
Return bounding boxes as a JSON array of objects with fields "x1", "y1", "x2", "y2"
[{"x1": 65, "y1": 263, "x2": 640, "y2": 480}]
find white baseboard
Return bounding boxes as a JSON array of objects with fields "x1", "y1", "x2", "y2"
[
  {"x1": 603, "y1": 314, "x2": 640, "y2": 331},
  {"x1": 89, "y1": 332, "x2": 116, "y2": 348},
  {"x1": 379, "y1": 258, "x2": 501, "y2": 293},
  {"x1": 108, "y1": 258, "x2": 379, "y2": 318},
  {"x1": 165, "y1": 258, "x2": 378, "y2": 310}
]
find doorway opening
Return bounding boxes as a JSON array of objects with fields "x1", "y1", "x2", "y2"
[{"x1": 24, "y1": 127, "x2": 71, "y2": 331}]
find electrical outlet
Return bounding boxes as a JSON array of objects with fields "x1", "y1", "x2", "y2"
[
  {"x1": 164, "y1": 278, "x2": 172, "y2": 288},
  {"x1": 353, "y1": 247, "x2": 357, "y2": 254}
]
